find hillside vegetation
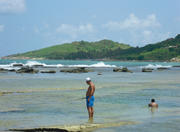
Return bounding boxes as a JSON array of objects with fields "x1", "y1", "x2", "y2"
[
  {"x1": 112, "y1": 34, "x2": 180, "y2": 60},
  {"x1": 7, "y1": 40, "x2": 131, "y2": 59},
  {"x1": 5, "y1": 34, "x2": 180, "y2": 61}
]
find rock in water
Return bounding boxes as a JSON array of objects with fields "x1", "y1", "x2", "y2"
[
  {"x1": 0, "y1": 68, "x2": 8, "y2": 72},
  {"x1": 9, "y1": 128, "x2": 68, "y2": 132},
  {"x1": 142, "y1": 68, "x2": 153, "y2": 72},
  {"x1": 8, "y1": 69, "x2": 16, "y2": 72},
  {"x1": 60, "y1": 67, "x2": 90, "y2": 73},
  {"x1": 173, "y1": 65, "x2": 180, "y2": 67},
  {"x1": 16, "y1": 66, "x2": 39, "y2": 73},
  {"x1": 9, "y1": 121, "x2": 137, "y2": 132},
  {"x1": 40, "y1": 70, "x2": 56, "y2": 73},
  {"x1": 157, "y1": 67, "x2": 169, "y2": 70},
  {"x1": 12, "y1": 63, "x2": 23, "y2": 67},
  {"x1": 97, "y1": 72, "x2": 102, "y2": 75},
  {"x1": 113, "y1": 67, "x2": 133, "y2": 73},
  {"x1": 32, "y1": 64, "x2": 44, "y2": 68}
]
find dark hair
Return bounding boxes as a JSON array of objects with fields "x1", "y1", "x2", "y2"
[{"x1": 151, "y1": 99, "x2": 155, "y2": 102}]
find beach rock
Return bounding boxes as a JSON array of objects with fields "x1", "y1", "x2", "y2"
[
  {"x1": 97, "y1": 72, "x2": 102, "y2": 75},
  {"x1": 157, "y1": 67, "x2": 169, "y2": 70},
  {"x1": 60, "y1": 67, "x2": 90, "y2": 73},
  {"x1": 8, "y1": 69, "x2": 16, "y2": 72},
  {"x1": 0, "y1": 68, "x2": 16, "y2": 72},
  {"x1": 32, "y1": 64, "x2": 44, "y2": 68},
  {"x1": 170, "y1": 57, "x2": 180, "y2": 62},
  {"x1": 0, "y1": 91, "x2": 25, "y2": 96},
  {"x1": 173, "y1": 65, "x2": 180, "y2": 67},
  {"x1": 16, "y1": 66, "x2": 39, "y2": 73},
  {"x1": 113, "y1": 67, "x2": 133, "y2": 73},
  {"x1": 142, "y1": 68, "x2": 153, "y2": 72},
  {"x1": 40, "y1": 70, "x2": 56, "y2": 73},
  {"x1": 11, "y1": 121, "x2": 137, "y2": 132},
  {"x1": 0, "y1": 68, "x2": 8, "y2": 72},
  {"x1": 12, "y1": 63, "x2": 23, "y2": 67},
  {"x1": 0, "y1": 108, "x2": 25, "y2": 113},
  {"x1": 9, "y1": 128, "x2": 68, "y2": 132},
  {"x1": 0, "y1": 68, "x2": 6, "y2": 71}
]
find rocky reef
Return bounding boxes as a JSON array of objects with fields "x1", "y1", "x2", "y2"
[
  {"x1": 16, "y1": 67, "x2": 39, "y2": 73},
  {"x1": 60, "y1": 67, "x2": 91, "y2": 73},
  {"x1": 113, "y1": 67, "x2": 133, "y2": 73}
]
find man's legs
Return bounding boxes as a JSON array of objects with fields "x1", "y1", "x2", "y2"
[
  {"x1": 90, "y1": 107, "x2": 94, "y2": 118},
  {"x1": 87, "y1": 107, "x2": 93, "y2": 118},
  {"x1": 87, "y1": 107, "x2": 91, "y2": 118}
]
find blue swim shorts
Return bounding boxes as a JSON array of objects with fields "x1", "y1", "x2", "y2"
[{"x1": 86, "y1": 96, "x2": 95, "y2": 107}]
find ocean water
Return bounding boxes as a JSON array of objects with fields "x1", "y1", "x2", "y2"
[{"x1": 0, "y1": 59, "x2": 180, "y2": 131}]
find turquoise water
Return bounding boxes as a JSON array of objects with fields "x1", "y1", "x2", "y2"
[{"x1": 0, "y1": 59, "x2": 180, "y2": 131}]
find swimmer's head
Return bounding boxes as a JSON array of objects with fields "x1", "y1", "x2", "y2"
[{"x1": 151, "y1": 99, "x2": 155, "y2": 102}]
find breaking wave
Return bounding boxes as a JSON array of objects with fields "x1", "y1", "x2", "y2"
[
  {"x1": 0, "y1": 61, "x2": 116, "y2": 69},
  {"x1": 142, "y1": 64, "x2": 172, "y2": 69}
]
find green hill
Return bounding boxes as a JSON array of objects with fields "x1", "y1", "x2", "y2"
[
  {"x1": 111, "y1": 34, "x2": 180, "y2": 61},
  {"x1": 4, "y1": 34, "x2": 180, "y2": 61},
  {"x1": 7, "y1": 40, "x2": 131, "y2": 59}
]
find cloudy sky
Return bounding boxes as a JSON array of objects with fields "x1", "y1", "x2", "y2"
[{"x1": 0, "y1": 0, "x2": 180, "y2": 57}]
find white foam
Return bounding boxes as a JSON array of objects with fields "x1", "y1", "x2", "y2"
[
  {"x1": 89, "y1": 62, "x2": 116, "y2": 67},
  {"x1": 142, "y1": 64, "x2": 172, "y2": 69},
  {"x1": 25, "y1": 61, "x2": 46, "y2": 67},
  {"x1": 44, "y1": 64, "x2": 64, "y2": 68},
  {"x1": 24, "y1": 61, "x2": 64, "y2": 68},
  {"x1": 1, "y1": 61, "x2": 116, "y2": 69},
  {"x1": 68, "y1": 62, "x2": 116, "y2": 68},
  {"x1": 0, "y1": 64, "x2": 21, "y2": 70}
]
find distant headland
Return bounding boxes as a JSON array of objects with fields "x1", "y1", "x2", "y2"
[{"x1": 2, "y1": 34, "x2": 180, "y2": 62}]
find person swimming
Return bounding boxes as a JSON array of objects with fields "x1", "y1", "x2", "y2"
[{"x1": 148, "y1": 98, "x2": 158, "y2": 108}]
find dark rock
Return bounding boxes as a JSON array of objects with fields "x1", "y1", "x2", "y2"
[
  {"x1": 157, "y1": 67, "x2": 169, "y2": 70},
  {"x1": 97, "y1": 72, "x2": 102, "y2": 75},
  {"x1": 16, "y1": 66, "x2": 39, "y2": 73},
  {"x1": 0, "y1": 68, "x2": 6, "y2": 71},
  {"x1": 9, "y1": 128, "x2": 68, "y2": 132},
  {"x1": 113, "y1": 67, "x2": 133, "y2": 73},
  {"x1": 0, "y1": 68, "x2": 8, "y2": 72},
  {"x1": 12, "y1": 63, "x2": 23, "y2": 67},
  {"x1": 142, "y1": 68, "x2": 153, "y2": 72},
  {"x1": 8, "y1": 69, "x2": 16, "y2": 72},
  {"x1": 40, "y1": 70, "x2": 56, "y2": 73},
  {"x1": 173, "y1": 65, "x2": 180, "y2": 67},
  {"x1": 60, "y1": 67, "x2": 90, "y2": 73},
  {"x1": 32, "y1": 64, "x2": 44, "y2": 68}
]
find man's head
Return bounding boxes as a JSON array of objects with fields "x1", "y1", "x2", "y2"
[
  {"x1": 151, "y1": 98, "x2": 155, "y2": 102},
  {"x1": 86, "y1": 77, "x2": 91, "y2": 84}
]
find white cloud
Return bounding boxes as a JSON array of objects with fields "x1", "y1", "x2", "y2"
[
  {"x1": 0, "y1": 0, "x2": 26, "y2": 13},
  {"x1": 0, "y1": 24, "x2": 4, "y2": 32},
  {"x1": 142, "y1": 30, "x2": 152, "y2": 36},
  {"x1": 103, "y1": 14, "x2": 160, "y2": 30},
  {"x1": 34, "y1": 27, "x2": 40, "y2": 34},
  {"x1": 56, "y1": 24, "x2": 95, "y2": 38}
]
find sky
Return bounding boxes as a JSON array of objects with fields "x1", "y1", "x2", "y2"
[{"x1": 0, "y1": 0, "x2": 180, "y2": 57}]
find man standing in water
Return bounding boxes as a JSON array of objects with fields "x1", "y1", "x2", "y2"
[{"x1": 86, "y1": 77, "x2": 95, "y2": 120}]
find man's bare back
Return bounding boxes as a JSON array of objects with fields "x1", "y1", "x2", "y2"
[{"x1": 86, "y1": 83, "x2": 95, "y2": 97}]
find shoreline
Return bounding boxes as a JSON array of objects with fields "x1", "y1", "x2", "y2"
[
  {"x1": 9, "y1": 121, "x2": 137, "y2": 132},
  {"x1": 1, "y1": 57, "x2": 180, "y2": 63}
]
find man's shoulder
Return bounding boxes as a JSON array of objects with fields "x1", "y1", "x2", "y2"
[{"x1": 91, "y1": 83, "x2": 95, "y2": 88}]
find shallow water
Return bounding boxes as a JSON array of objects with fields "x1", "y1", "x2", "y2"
[{"x1": 0, "y1": 60, "x2": 180, "y2": 131}]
